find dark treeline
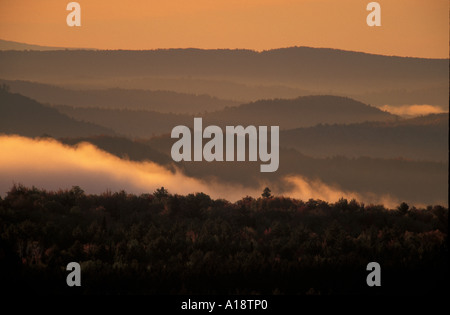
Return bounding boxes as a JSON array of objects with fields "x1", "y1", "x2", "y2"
[{"x1": 0, "y1": 185, "x2": 447, "y2": 295}]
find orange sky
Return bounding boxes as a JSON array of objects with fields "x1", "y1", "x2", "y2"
[{"x1": 0, "y1": 0, "x2": 448, "y2": 58}]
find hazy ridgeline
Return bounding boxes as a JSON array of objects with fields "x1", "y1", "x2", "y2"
[
  {"x1": 0, "y1": 47, "x2": 448, "y2": 107},
  {"x1": 1, "y1": 86, "x2": 448, "y2": 206}
]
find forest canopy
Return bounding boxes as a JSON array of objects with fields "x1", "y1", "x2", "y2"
[{"x1": 0, "y1": 184, "x2": 448, "y2": 295}]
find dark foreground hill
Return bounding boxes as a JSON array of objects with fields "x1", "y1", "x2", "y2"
[{"x1": 0, "y1": 185, "x2": 447, "y2": 295}]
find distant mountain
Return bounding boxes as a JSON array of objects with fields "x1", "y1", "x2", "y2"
[
  {"x1": 281, "y1": 113, "x2": 449, "y2": 161},
  {"x1": 0, "y1": 39, "x2": 89, "y2": 51},
  {"x1": 0, "y1": 79, "x2": 239, "y2": 114},
  {"x1": 204, "y1": 95, "x2": 396, "y2": 129},
  {"x1": 0, "y1": 47, "x2": 446, "y2": 104},
  {"x1": 351, "y1": 86, "x2": 449, "y2": 109},
  {"x1": 55, "y1": 106, "x2": 190, "y2": 138},
  {"x1": 391, "y1": 113, "x2": 449, "y2": 126},
  {"x1": 0, "y1": 89, "x2": 114, "y2": 138},
  {"x1": 56, "y1": 95, "x2": 397, "y2": 137}
]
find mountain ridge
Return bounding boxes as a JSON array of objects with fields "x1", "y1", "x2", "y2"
[
  {"x1": 55, "y1": 95, "x2": 398, "y2": 137},
  {"x1": 1, "y1": 47, "x2": 446, "y2": 89},
  {"x1": 0, "y1": 79, "x2": 239, "y2": 114},
  {"x1": 0, "y1": 89, "x2": 115, "y2": 138},
  {"x1": 0, "y1": 39, "x2": 92, "y2": 51},
  {"x1": 2, "y1": 39, "x2": 449, "y2": 59}
]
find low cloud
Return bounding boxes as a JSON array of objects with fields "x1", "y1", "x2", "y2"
[
  {"x1": 378, "y1": 104, "x2": 447, "y2": 117},
  {"x1": 0, "y1": 135, "x2": 398, "y2": 206},
  {"x1": 283, "y1": 175, "x2": 399, "y2": 208},
  {"x1": 0, "y1": 135, "x2": 260, "y2": 201}
]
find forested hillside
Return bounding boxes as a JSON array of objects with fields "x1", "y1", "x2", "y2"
[
  {"x1": 0, "y1": 88, "x2": 114, "y2": 137},
  {"x1": 0, "y1": 185, "x2": 447, "y2": 294}
]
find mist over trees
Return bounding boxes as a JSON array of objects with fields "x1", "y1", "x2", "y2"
[{"x1": 1, "y1": 87, "x2": 447, "y2": 206}]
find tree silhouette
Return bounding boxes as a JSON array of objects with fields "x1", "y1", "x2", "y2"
[
  {"x1": 397, "y1": 202, "x2": 409, "y2": 215},
  {"x1": 153, "y1": 186, "x2": 169, "y2": 199},
  {"x1": 262, "y1": 187, "x2": 272, "y2": 198}
]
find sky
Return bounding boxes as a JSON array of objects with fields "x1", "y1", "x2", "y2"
[{"x1": 0, "y1": 0, "x2": 448, "y2": 58}]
